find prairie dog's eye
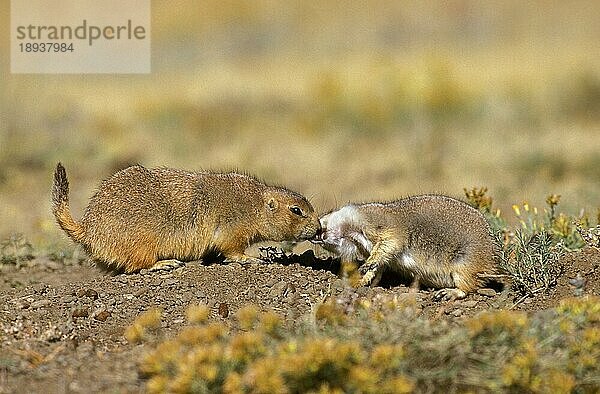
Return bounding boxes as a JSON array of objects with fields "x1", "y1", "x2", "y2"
[{"x1": 289, "y1": 206, "x2": 304, "y2": 216}]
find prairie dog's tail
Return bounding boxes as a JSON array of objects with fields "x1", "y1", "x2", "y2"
[{"x1": 52, "y1": 163, "x2": 85, "y2": 243}]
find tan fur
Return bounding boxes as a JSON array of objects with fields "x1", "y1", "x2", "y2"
[
  {"x1": 317, "y1": 195, "x2": 498, "y2": 299},
  {"x1": 51, "y1": 163, "x2": 320, "y2": 273}
]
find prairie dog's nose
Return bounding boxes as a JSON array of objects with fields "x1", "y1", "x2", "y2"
[{"x1": 315, "y1": 226, "x2": 323, "y2": 238}]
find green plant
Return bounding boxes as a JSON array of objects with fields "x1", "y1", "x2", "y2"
[
  {"x1": 0, "y1": 233, "x2": 34, "y2": 267},
  {"x1": 499, "y1": 230, "x2": 565, "y2": 298}
]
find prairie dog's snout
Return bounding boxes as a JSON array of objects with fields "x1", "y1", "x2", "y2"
[
  {"x1": 310, "y1": 213, "x2": 329, "y2": 243},
  {"x1": 313, "y1": 207, "x2": 372, "y2": 261}
]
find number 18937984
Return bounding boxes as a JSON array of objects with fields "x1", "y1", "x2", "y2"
[{"x1": 19, "y1": 42, "x2": 74, "y2": 53}]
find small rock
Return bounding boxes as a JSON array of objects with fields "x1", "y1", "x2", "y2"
[
  {"x1": 123, "y1": 294, "x2": 134, "y2": 300},
  {"x1": 72, "y1": 308, "x2": 89, "y2": 318},
  {"x1": 477, "y1": 288, "x2": 497, "y2": 297},
  {"x1": 93, "y1": 310, "x2": 111, "y2": 322},
  {"x1": 134, "y1": 288, "x2": 147, "y2": 297},
  {"x1": 269, "y1": 281, "x2": 288, "y2": 298},
  {"x1": 31, "y1": 299, "x2": 51, "y2": 309},
  {"x1": 462, "y1": 300, "x2": 479, "y2": 308},
  {"x1": 76, "y1": 289, "x2": 86, "y2": 298},
  {"x1": 297, "y1": 278, "x2": 309, "y2": 288},
  {"x1": 85, "y1": 289, "x2": 99, "y2": 300},
  {"x1": 139, "y1": 269, "x2": 149, "y2": 275},
  {"x1": 218, "y1": 303, "x2": 229, "y2": 318},
  {"x1": 164, "y1": 278, "x2": 178, "y2": 286},
  {"x1": 15, "y1": 300, "x2": 31, "y2": 309},
  {"x1": 61, "y1": 295, "x2": 76, "y2": 304},
  {"x1": 151, "y1": 278, "x2": 163, "y2": 287},
  {"x1": 451, "y1": 309, "x2": 464, "y2": 317},
  {"x1": 265, "y1": 278, "x2": 279, "y2": 287}
]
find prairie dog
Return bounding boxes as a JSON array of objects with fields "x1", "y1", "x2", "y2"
[
  {"x1": 52, "y1": 163, "x2": 320, "y2": 273},
  {"x1": 315, "y1": 195, "x2": 497, "y2": 300}
]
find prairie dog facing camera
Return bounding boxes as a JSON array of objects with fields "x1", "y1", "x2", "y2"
[
  {"x1": 52, "y1": 163, "x2": 321, "y2": 273},
  {"x1": 314, "y1": 195, "x2": 497, "y2": 300}
]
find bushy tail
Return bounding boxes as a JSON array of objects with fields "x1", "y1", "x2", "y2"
[{"x1": 52, "y1": 163, "x2": 85, "y2": 243}]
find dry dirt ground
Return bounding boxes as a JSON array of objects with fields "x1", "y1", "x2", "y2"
[{"x1": 0, "y1": 248, "x2": 599, "y2": 393}]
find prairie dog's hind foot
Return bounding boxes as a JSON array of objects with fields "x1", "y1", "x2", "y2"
[
  {"x1": 433, "y1": 288, "x2": 467, "y2": 301},
  {"x1": 149, "y1": 259, "x2": 186, "y2": 272}
]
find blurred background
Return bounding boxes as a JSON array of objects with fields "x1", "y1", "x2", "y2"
[{"x1": 1, "y1": 0, "x2": 599, "y2": 250}]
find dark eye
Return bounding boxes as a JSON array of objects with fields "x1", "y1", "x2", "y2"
[{"x1": 289, "y1": 206, "x2": 303, "y2": 216}]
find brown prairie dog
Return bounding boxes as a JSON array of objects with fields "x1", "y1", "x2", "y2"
[
  {"x1": 315, "y1": 195, "x2": 497, "y2": 300},
  {"x1": 52, "y1": 163, "x2": 320, "y2": 273}
]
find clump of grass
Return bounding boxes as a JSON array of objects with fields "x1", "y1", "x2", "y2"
[
  {"x1": 135, "y1": 295, "x2": 600, "y2": 393},
  {"x1": 498, "y1": 230, "x2": 565, "y2": 298},
  {"x1": 466, "y1": 188, "x2": 592, "y2": 299},
  {"x1": 0, "y1": 233, "x2": 34, "y2": 267}
]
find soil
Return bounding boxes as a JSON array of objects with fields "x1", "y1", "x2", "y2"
[{"x1": 1, "y1": 247, "x2": 598, "y2": 393}]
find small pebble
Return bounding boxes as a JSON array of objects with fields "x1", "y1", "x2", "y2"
[
  {"x1": 265, "y1": 278, "x2": 279, "y2": 287},
  {"x1": 94, "y1": 310, "x2": 111, "y2": 322},
  {"x1": 269, "y1": 281, "x2": 288, "y2": 298},
  {"x1": 451, "y1": 309, "x2": 464, "y2": 317},
  {"x1": 218, "y1": 303, "x2": 229, "y2": 318},
  {"x1": 134, "y1": 288, "x2": 147, "y2": 297},
  {"x1": 31, "y1": 299, "x2": 51, "y2": 309},
  {"x1": 477, "y1": 288, "x2": 497, "y2": 297},
  {"x1": 72, "y1": 308, "x2": 89, "y2": 318},
  {"x1": 61, "y1": 295, "x2": 76, "y2": 304},
  {"x1": 85, "y1": 289, "x2": 99, "y2": 300},
  {"x1": 16, "y1": 300, "x2": 31, "y2": 310},
  {"x1": 462, "y1": 300, "x2": 479, "y2": 308}
]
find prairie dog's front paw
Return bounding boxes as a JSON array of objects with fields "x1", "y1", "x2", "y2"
[
  {"x1": 359, "y1": 270, "x2": 376, "y2": 287},
  {"x1": 149, "y1": 259, "x2": 185, "y2": 272},
  {"x1": 433, "y1": 288, "x2": 467, "y2": 301},
  {"x1": 358, "y1": 262, "x2": 377, "y2": 275}
]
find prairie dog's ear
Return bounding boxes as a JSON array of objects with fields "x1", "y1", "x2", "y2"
[{"x1": 267, "y1": 197, "x2": 279, "y2": 212}]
